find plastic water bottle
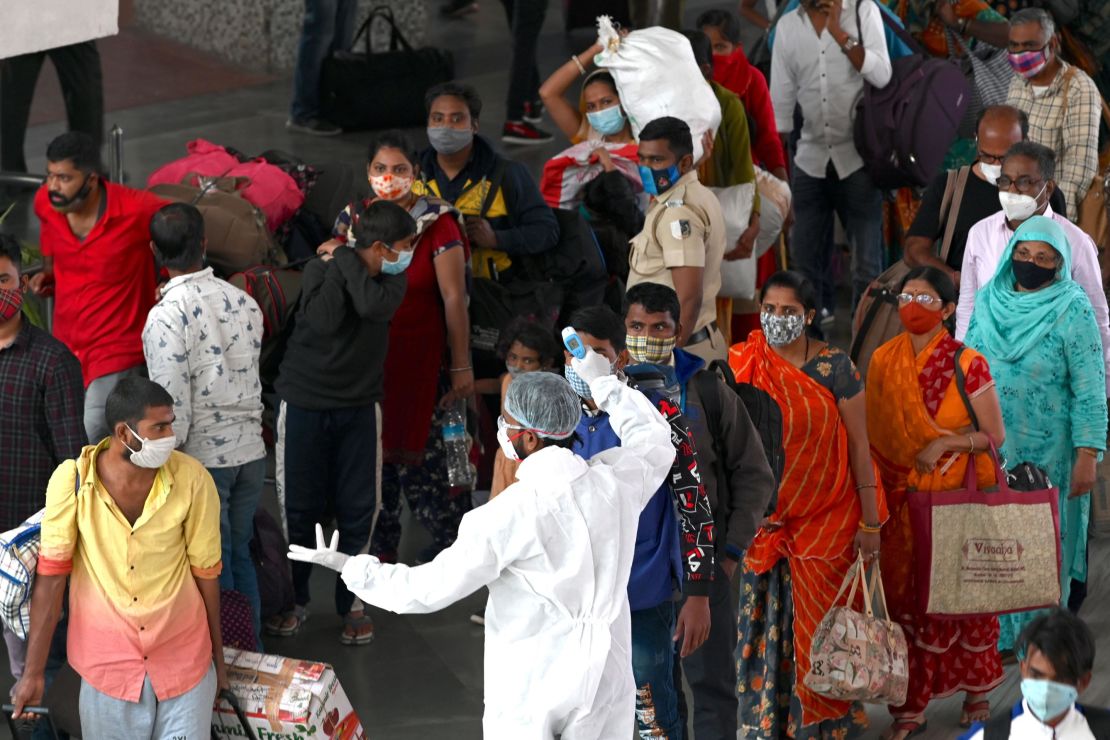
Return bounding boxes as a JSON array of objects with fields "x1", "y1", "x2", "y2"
[{"x1": 443, "y1": 400, "x2": 474, "y2": 489}]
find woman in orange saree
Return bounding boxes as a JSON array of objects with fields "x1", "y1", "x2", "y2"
[
  {"x1": 866, "y1": 267, "x2": 1006, "y2": 740},
  {"x1": 731, "y1": 271, "x2": 886, "y2": 739}
]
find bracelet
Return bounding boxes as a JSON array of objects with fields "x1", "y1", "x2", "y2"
[
  {"x1": 571, "y1": 54, "x2": 586, "y2": 75},
  {"x1": 855, "y1": 483, "x2": 877, "y2": 490},
  {"x1": 858, "y1": 520, "x2": 882, "y2": 533},
  {"x1": 968, "y1": 434, "x2": 975, "y2": 453},
  {"x1": 449, "y1": 366, "x2": 473, "y2": 373},
  {"x1": 1079, "y1": 447, "x2": 1100, "y2": 459}
]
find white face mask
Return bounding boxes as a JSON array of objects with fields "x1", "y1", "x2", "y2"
[
  {"x1": 124, "y1": 424, "x2": 176, "y2": 469},
  {"x1": 496, "y1": 427, "x2": 521, "y2": 462},
  {"x1": 979, "y1": 162, "x2": 1002, "y2": 185},
  {"x1": 998, "y1": 184, "x2": 1047, "y2": 223}
]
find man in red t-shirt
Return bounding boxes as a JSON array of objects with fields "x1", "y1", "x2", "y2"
[{"x1": 30, "y1": 132, "x2": 166, "y2": 443}]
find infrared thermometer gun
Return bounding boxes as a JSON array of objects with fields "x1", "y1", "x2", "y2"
[{"x1": 562, "y1": 327, "x2": 586, "y2": 359}]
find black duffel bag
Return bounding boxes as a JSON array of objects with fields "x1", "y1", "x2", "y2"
[{"x1": 320, "y1": 6, "x2": 454, "y2": 131}]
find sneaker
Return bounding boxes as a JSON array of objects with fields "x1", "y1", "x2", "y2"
[
  {"x1": 285, "y1": 118, "x2": 342, "y2": 136},
  {"x1": 469, "y1": 610, "x2": 486, "y2": 626},
  {"x1": 501, "y1": 120, "x2": 554, "y2": 145},
  {"x1": 440, "y1": 0, "x2": 479, "y2": 17},
  {"x1": 523, "y1": 100, "x2": 545, "y2": 125}
]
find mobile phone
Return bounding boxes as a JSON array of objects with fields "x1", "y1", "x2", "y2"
[{"x1": 561, "y1": 327, "x2": 586, "y2": 359}]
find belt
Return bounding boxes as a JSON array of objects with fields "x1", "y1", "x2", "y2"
[{"x1": 687, "y1": 321, "x2": 719, "y2": 347}]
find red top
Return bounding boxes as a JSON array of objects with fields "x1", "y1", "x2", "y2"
[
  {"x1": 712, "y1": 50, "x2": 787, "y2": 173},
  {"x1": 34, "y1": 183, "x2": 166, "y2": 386}
]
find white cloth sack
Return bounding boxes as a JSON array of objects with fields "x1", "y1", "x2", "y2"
[
  {"x1": 594, "y1": 16, "x2": 722, "y2": 163},
  {"x1": 712, "y1": 169, "x2": 790, "y2": 300}
]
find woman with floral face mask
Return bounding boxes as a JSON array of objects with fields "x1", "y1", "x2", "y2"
[
  {"x1": 964, "y1": 216, "x2": 1107, "y2": 655},
  {"x1": 728, "y1": 270, "x2": 885, "y2": 739},
  {"x1": 315, "y1": 131, "x2": 474, "y2": 579},
  {"x1": 866, "y1": 266, "x2": 1007, "y2": 738}
]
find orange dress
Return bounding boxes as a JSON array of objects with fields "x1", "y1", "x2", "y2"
[
  {"x1": 730, "y1": 331, "x2": 887, "y2": 735},
  {"x1": 866, "y1": 330, "x2": 1003, "y2": 719}
]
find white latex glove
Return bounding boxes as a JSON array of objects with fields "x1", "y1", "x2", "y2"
[
  {"x1": 288, "y1": 523, "x2": 351, "y2": 572},
  {"x1": 571, "y1": 348, "x2": 611, "y2": 386}
]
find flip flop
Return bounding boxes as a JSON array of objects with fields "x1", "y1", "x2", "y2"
[
  {"x1": 961, "y1": 699, "x2": 991, "y2": 728},
  {"x1": 340, "y1": 611, "x2": 375, "y2": 646}
]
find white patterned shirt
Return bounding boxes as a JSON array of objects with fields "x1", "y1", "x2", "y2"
[{"x1": 142, "y1": 267, "x2": 265, "y2": 468}]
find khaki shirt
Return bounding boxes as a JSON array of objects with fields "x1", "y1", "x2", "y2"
[{"x1": 627, "y1": 170, "x2": 725, "y2": 334}]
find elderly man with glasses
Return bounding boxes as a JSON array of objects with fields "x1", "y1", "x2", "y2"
[{"x1": 955, "y1": 141, "x2": 1110, "y2": 400}]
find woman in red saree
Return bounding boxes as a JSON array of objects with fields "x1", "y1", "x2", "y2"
[
  {"x1": 730, "y1": 271, "x2": 886, "y2": 739},
  {"x1": 866, "y1": 266, "x2": 1006, "y2": 739}
]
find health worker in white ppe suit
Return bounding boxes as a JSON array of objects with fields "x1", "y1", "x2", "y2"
[{"x1": 288, "y1": 350, "x2": 676, "y2": 739}]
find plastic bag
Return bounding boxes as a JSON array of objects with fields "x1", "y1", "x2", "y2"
[
  {"x1": 594, "y1": 16, "x2": 722, "y2": 163},
  {"x1": 711, "y1": 170, "x2": 787, "y2": 300}
]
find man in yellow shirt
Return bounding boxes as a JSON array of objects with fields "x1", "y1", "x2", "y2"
[{"x1": 11, "y1": 377, "x2": 227, "y2": 738}]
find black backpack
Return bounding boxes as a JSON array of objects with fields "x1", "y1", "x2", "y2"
[
  {"x1": 251, "y1": 509, "x2": 296, "y2": 620},
  {"x1": 693, "y1": 359, "x2": 785, "y2": 516},
  {"x1": 984, "y1": 704, "x2": 1110, "y2": 739}
]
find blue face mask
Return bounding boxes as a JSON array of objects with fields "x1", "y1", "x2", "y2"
[
  {"x1": 380, "y1": 247, "x2": 414, "y2": 275},
  {"x1": 586, "y1": 105, "x2": 627, "y2": 136},
  {"x1": 1021, "y1": 678, "x2": 1079, "y2": 722},
  {"x1": 638, "y1": 164, "x2": 681, "y2": 197}
]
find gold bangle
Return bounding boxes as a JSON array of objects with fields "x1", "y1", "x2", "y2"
[
  {"x1": 855, "y1": 483, "x2": 877, "y2": 490},
  {"x1": 858, "y1": 521, "x2": 882, "y2": 533},
  {"x1": 968, "y1": 434, "x2": 975, "y2": 453},
  {"x1": 1079, "y1": 447, "x2": 1100, "y2": 459}
]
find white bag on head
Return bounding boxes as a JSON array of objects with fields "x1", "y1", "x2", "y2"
[{"x1": 594, "y1": 16, "x2": 722, "y2": 163}]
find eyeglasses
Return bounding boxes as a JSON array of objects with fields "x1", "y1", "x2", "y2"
[
  {"x1": 1013, "y1": 245, "x2": 1060, "y2": 268},
  {"x1": 497, "y1": 416, "x2": 527, "y2": 434},
  {"x1": 896, "y1": 293, "x2": 944, "y2": 307},
  {"x1": 996, "y1": 175, "x2": 1044, "y2": 192},
  {"x1": 977, "y1": 151, "x2": 1006, "y2": 165}
]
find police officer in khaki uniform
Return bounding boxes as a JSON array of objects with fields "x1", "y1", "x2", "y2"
[{"x1": 628, "y1": 117, "x2": 728, "y2": 363}]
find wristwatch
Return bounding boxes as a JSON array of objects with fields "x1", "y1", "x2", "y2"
[{"x1": 840, "y1": 37, "x2": 859, "y2": 53}]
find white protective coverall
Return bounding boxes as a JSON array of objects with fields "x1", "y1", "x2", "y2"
[{"x1": 339, "y1": 375, "x2": 675, "y2": 739}]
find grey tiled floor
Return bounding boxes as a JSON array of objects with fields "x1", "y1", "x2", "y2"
[{"x1": 5, "y1": 2, "x2": 1110, "y2": 738}]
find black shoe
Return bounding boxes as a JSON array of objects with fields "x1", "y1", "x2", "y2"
[
  {"x1": 523, "y1": 100, "x2": 545, "y2": 125},
  {"x1": 285, "y1": 118, "x2": 342, "y2": 136},
  {"x1": 440, "y1": 0, "x2": 479, "y2": 17}
]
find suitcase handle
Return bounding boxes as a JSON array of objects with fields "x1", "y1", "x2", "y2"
[
  {"x1": 214, "y1": 689, "x2": 258, "y2": 740},
  {"x1": 352, "y1": 6, "x2": 415, "y2": 58},
  {"x1": 2, "y1": 704, "x2": 60, "y2": 740}
]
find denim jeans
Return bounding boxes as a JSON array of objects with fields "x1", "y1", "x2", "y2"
[
  {"x1": 790, "y1": 162, "x2": 884, "y2": 312},
  {"x1": 208, "y1": 458, "x2": 266, "y2": 646},
  {"x1": 289, "y1": 0, "x2": 358, "y2": 122},
  {"x1": 631, "y1": 602, "x2": 682, "y2": 739}
]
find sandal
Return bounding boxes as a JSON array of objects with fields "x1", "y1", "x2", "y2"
[
  {"x1": 961, "y1": 698, "x2": 991, "y2": 728},
  {"x1": 882, "y1": 718, "x2": 928, "y2": 740},
  {"x1": 264, "y1": 605, "x2": 307, "y2": 637},
  {"x1": 340, "y1": 610, "x2": 375, "y2": 646}
]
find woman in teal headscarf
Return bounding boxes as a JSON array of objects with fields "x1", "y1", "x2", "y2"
[{"x1": 964, "y1": 216, "x2": 1107, "y2": 651}]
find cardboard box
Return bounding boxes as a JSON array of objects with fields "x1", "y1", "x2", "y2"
[{"x1": 212, "y1": 648, "x2": 365, "y2": 740}]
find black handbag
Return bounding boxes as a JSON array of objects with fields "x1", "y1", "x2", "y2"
[{"x1": 320, "y1": 6, "x2": 454, "y2": 131}]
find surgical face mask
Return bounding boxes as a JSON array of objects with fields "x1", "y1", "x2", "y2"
[
  {"x1": 496, "y1": 427, "x2": 521, "y2": 461},
  {"x1": 564, "y1": 360, "x2": 615, "y2": 400},
  {"x1": 506, "y1": 363, "x2": 526, "y2": 378},
  {"x1": 626, "y1": 334, "x2": 676, "y2": 365},
  {"x1": 979, "y1": 162, "x2": 1002, "y2": 185},
  {"x1": 1012, "y1": 257, "x2": 1058, "y2": 290},
  {"x1": 123, "y1": 424, "x2": 176, "y2": 469},
  {"x1": 998, "y1": 184, "x2": 1047, "y2": 223},
  {"x1": 1021, "y1": 678, "x2": 1078, "y2": 722},
  {"x1": 586, "y1": 105, "x2": 627, "y2": 136},
  {"x1": 427, "y1": 126, "x2": 474, "y2": 155},
  {"x1": 380, "y1": 247, "x2": 414, "y2": 275},
  {"x1": 369, "y1": 173, "x2": 413, "y2": 201},
  {"x1": 48, "y1": 174, "x2": 92, "y2": 211},
  {"x1": 1009, "y1": 47, "x2": 1050, "y2": 79},
  {"x1": 0, "y1": 287, "x2": 24, "y2": 322},
  {"x1": 639, "y1": 164, "x2": 681, "y2": 197},
  {"x1": 761, "y1": 313, "x2": 805, "y2": 347}
]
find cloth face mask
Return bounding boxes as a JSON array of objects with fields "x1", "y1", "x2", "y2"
[
  {"x1": 639, "y1": 164, "x2": 681, "y2": 197},
  {"x1": 564, "y1": 360, "x2": 615, "y2": 399},
  {"x1": 0, "y1": 287, "x2": 23, "y2": 322},
  {"x1": 427, "y1": 126, "x2": 474, "y2": 155},
  {"x1": 369, "y1": 173, "x2": 413, "y2": 201},
  {"x1": 586, "y1": 106, "x2": 627, "y2": 136},
  {"x1": 761, "y1": 313, "x2": 805, "y2": 347},
  {"x1": 626, "y1": 334, "x2": 676, "y2": 365},
  {"x1": 899, "y1": 302, "x2": 944, "y2": 334},
  {"x1": 1011, "y1": 256, "x2": 1057, "y2": 290},
  {"x1": 1009, "y1": 48, "x2": 1050, "y2": 79},
  {"x1": 124, "y1": 424, "x2": 176, "y2": 469}
]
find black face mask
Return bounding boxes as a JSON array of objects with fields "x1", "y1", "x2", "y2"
[
  {"x1": 1012, "y1": 258, "x2": 1057, "y2": 290},
  {"x1": 48, "y1": 174, "x2": 92, "y2": 209}
]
